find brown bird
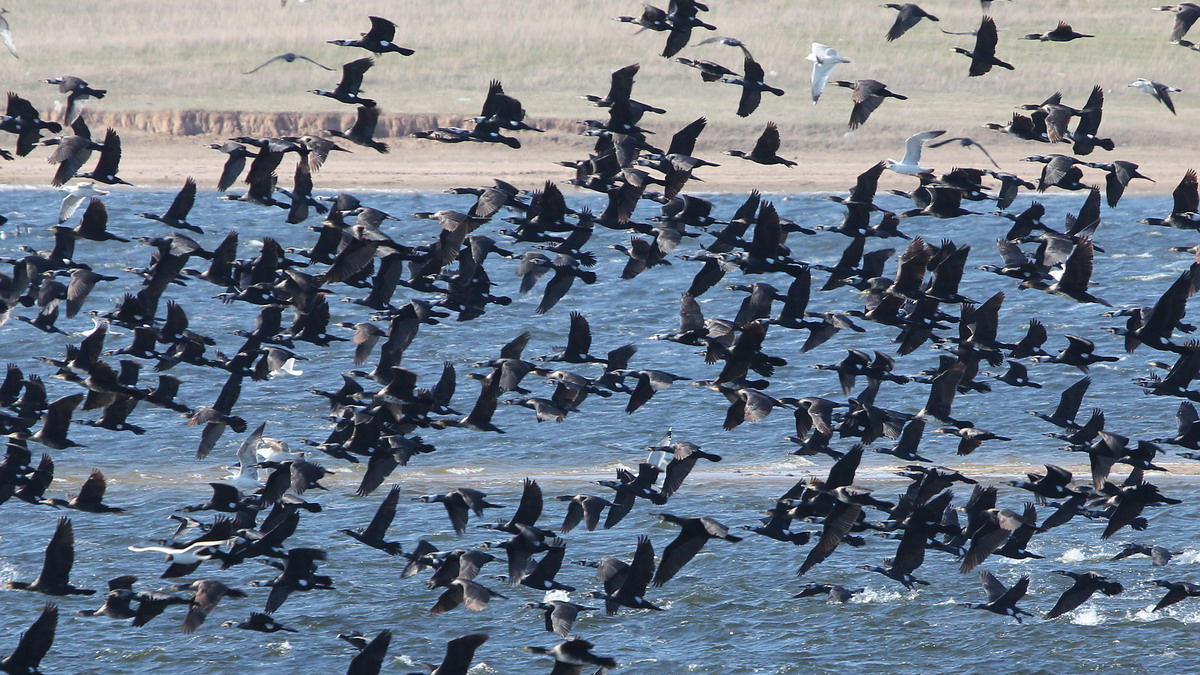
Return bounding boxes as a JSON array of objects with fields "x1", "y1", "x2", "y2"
[{"x1": 180, "y1": 579, "x2": 247, "y2": 633}]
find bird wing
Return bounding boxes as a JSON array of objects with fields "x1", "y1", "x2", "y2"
[
  {"x1": 365, "y1": 16, "x2": 398, "y2": 43},
  {"x1": 65, "y1": 270, "x2": 99, "y2": 318},
  {"x1": 1051, "y1": 376, "x2": 1091, "y2": 423},
  {"x1": 42, "y1": 393, "x2": 84, "y2": 444},
  {"x1": 737, "y1": 85, "x2": 762, "y2": 118},
  {"x1": 603, "y1": 490, "x2": 635, "y2": 528},
  {"x1": 350, "y1": 103, "x2": 382, "y2": 138},
  {"x1": 511, "y1": 478, "x2": 543, "y2": 528},
  {"x1": 499, "y1": 331, "x2": 532, "y2": 360},
  {"x1": 902, "y1": 130, "x2": 943, "y2": 166},
  {"x1": 581, "y1": 496, "x2": 610, "y2": 531},
  {"x1": 5, "y1": 603, "x2": 58, "y2": 672},
  {"x1": 459, "y1": 579, "x2": 503, "y2": 611},
  {"x1": 564, "y1": 311, "x2": 593, "y2": 357},
  {"x1": 810, "y1": 59, "x2": 838, "y2": 103},
  {"x1": 35, "y1": 517, "x2": 76, "y2": 589},
  {"x1": 560, "y1": 499, "x2": 585, "y2": 533},
  {"x1": 619, "y1": 535, "x2": 656, "y2": 598},
  {"x1": 973, "y1": 15, "x2": 1000, "y2": 60},
  {"x1": 1172, "y1": 169, "x2": 1199, "y2": 215},
  {"x1": 1057, "y1": 238, "x2": 1097, "y2": 295},
  {"x1": 216, "y1": 151, "x2": 248, "y2": 192},
  {"x1": 653, "y1": 526, "x2": 708, "y2": 586},
  {"x1": 48, "y1": 136, "x2": 94, "y2": 187},
  {"x1": 480, "y1": 79, "x2": 504, "y2": 118},
  {"x1": 1142, "y1": 268, "x2": 1195, "y2": 341},
  {"x1": 1045, "y1": 578, "x2": 1093, "y2": 619},
  {"x1": 548, "y1": 603, "x2": 579, "y2": 637},
  {"x1": 437, "y1": 633, "x2": 488, "y2": 675},
  {"x1": 1154, "y1": 81, "x2": 1178, "y2": 114},
  {"x1": 183, "y1": 581, "x2": 227, "y2": 633},
  {"x1": 130, "y1": 592, "x2": 181, "y2": 627},
  {"x1": 797, "y1": 502, "x2": 861, "y2": 575},
  {"x1": 347, "y1": 629, "x2": 392, "y2": 675},
  {"x1": 356, "y1": 446, "x2": 398, "y2": 496},
  {"x1": 1074, "y1": 85, "x2": 1105, "y2": 138},
  {"x1": 995, "y1": 575, "x2": 1030, "y2": 607},
  {"x1": 605, "y1": 64, "x2": 639, "y2": 105},
  {"x1": 429, "y1": 582, "x2": 465, "y2": 614},
  {"x1": 298, "y1": 54, "x2": 334, "y2": 71},
  {"x1": 362, "y1": 484, "x2": 400, "y2": 539},
  {"x1": 959, "y1": 519, "x2": 1014, "y2": 573},
  {"x1": 59, "y1": 191, "x2": 86, "y2": 223},
  {"x1": 886, "y1": 9, "x2": 917, "y2": 42},
  {"x1": 1172, "y1": 7, "x2": 1200, "y2": 42},
  {"x1": 979, "y1": 570, "x2": 1008, "y2": 602},
  {"x1": 668, "y1": 116, "x2": 707, "y2": 157},
  {"x1": 338, "y1": 57, "x2": 374, "y2": 94},
  {"x1": 1102, "y1": 488, "x2": 1147, "y2": 539},
  {"x1": 235, "y1": 422, "x2": 266, "y2": 469},
  {"x1": 1179, "y1": 401, "x2": 1200, "y2": 430},
  {"x1": 750, "y1": 121, "x2": 782, "y2": 158},
  {"x1": 244, "y1": 54, "x2": 286, "y2": 74},
  {"x1": 662, "y1": 23, "x2": 693, "y2": 58},
  {"x1": 1154, "y1": 585, "x2": 1189, "y2": 611},
  {"x1": 91, "y1": 128, "x2": 124, "y2": 177},
  {"x1": 75, "y1": 468, "x2": 108, "y2": 506},
  {"x1": 0, "y1": 13, "x2": 16, "y2": 59}
]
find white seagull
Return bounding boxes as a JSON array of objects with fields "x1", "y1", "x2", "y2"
[
  {"x1": 257, "y1": 436, "x2": 303, "y2": 463},
  {"x1": 1129, "y1": 77, "x2": 1181, "y2": 115},
  {"x1": 806, "y1": 43, "x2": 853, "y2": 105},
  {"x1": 886, "y1": 130, "x2": 946, "y2": 175},
  {"x1": 127, "y1": 540, "x2": 229, "y2": 565},
  {"x1": 225, "y1": 422, "x2": 266, "y2": 489},
  {"x1": 59, "y1": 181, "x2": 108, "y2": 224},
  {"x1": 0, "y1": 8, "x2": 16, "y2": 59}
]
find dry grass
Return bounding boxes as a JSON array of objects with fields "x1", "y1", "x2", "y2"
[{"x1": 0, "y1": 1, "x2": 1195, "y2": 190}]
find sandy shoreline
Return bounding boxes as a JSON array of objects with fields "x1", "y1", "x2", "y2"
[{"x1": 1, "y1": 128, "x2": 1193, "y2": 198}]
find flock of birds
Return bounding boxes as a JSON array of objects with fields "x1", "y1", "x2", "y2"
[{"x1": 1, "y1": 2, "x2": 1200, "y2": 674}]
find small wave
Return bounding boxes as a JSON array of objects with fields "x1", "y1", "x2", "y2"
[
  {"x1": 1057, "y1": 546, "x2": 1117, "y2": 564},
  {"x1": 1059, "y1": 548, "x2": 1088, "y2": 563},
  {"x1": 1175, "y1": 549, "x2": 1200, "y2": 564},
  {"x1": 1130, "y1": 606, "x2": 1163, "y2": 622},
  {"x1": 0, "y1": 560, "x2": 18, "y2": 585},
  {"x1": 854, "y1": 587, "x2": 906, "y2": 603},
  {"x1": 105, "y1": 645, "x2": 169, "y2": 661},
  {"x1": 268, "y1": 640, "x2": 294, "y2": 654},
  {"x1": 1070, "y1": 607, "x2": 1103, "y2": 625}
]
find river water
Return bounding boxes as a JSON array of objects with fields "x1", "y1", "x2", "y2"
[{"x1": 0, "y1": 184, "x2": 1197, "y2": 674}]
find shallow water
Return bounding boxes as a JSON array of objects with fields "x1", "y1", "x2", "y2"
[{"x1": 0, "y1": 186, "x2": 1198, "y2": 674}]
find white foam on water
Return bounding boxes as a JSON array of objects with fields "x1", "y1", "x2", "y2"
[
  {"x1": 0, "y1": 559, "x2": 19, "y2": 585},
  {"x1": 1175, "y1": 548, "x2": 1200, "y2": 564},
  {"x1": 1070, "y1": 607, "x2": 1103, "y2": 625},
  {"x1": 855, "y1": 587, "x2": 905, "y2": 603},
  {"x1": 1130, "y1": 606, "x2": 1163, "y2": 622},
  {"x1": 1059, "y1": 547, "x2": 1087, "y2": 563}
]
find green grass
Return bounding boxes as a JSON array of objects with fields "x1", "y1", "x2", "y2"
[{"x1": 0, "y1": 1, "x2": 1194, "y2": 162}]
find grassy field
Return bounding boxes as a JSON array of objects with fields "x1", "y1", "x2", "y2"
[{"x1": 0, "y1": 1, "x2": 1195, "y2": 189}]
